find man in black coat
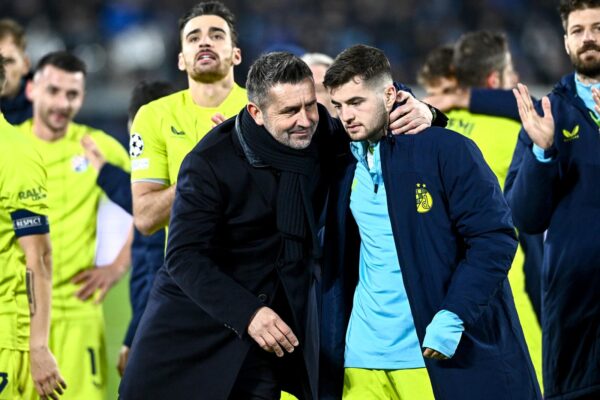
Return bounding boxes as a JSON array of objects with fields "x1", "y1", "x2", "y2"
[{"x1": 119, "y1": 51, "x2": 439, "y2": 399}]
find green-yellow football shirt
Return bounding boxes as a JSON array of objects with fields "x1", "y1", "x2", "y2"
[
  {"x1": 129, "y1": 84, "x2": 247, "y2": 185},
  {"x1": 446, "y1": 110, "x2": 520, "y2": 188},
  {"x1": 0, "y1": 114, "x2": 49, "y2": 350},
  {"x1": 18, "y1": 119, "x2": 130, "y2": 321}
]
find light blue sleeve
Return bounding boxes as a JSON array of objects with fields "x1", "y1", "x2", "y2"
[
  {"x1": 422, "y1": 309, "x2": 464, "y2": 358},
  {"x1": 532, "y1": 144, "x2": 554, "y2": 163}
]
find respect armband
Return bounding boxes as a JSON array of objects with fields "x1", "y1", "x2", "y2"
[{"x1": 11, "y1": 209, "x2": 49, "y2": 237}]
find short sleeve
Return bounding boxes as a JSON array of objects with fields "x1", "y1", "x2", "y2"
[{"x1": 129, "y1": 104, "x2": 169, "y2": 184}]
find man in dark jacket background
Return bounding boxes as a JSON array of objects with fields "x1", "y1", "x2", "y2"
[
  {"x1": 0, "y1": 19, "x2": 32, "y2": 124},
  {"x1": 320, "y1": 44, "x2": 541, "y2": 400},
  {"x1": 508, "y1": 1, "x2": 600, "y2": 398}
]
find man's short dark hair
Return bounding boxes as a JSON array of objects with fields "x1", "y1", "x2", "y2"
[
  {"x1": 0, "y1": 19, "x2": 26, "y2": 51},
  {"x1": 0, "y1": 53, "x2": 6, "y2": 88},
  {"x1": 417, "y1": 45, "x2": 454, "y2": 87},
  {"x1": 559, "y1": 0, "x2": 600, "y2": 30},
  {"x1": 246, "y1": 52, "x2": 313, "y2": 108},
  {"x1": 453, "y1": 30, "x2": 508, "y2": 88},
  {"x1": 323, "y1": 44, "x2": 392, "y2": 90},
  {"x1": 128, "y1": 80, "x2": 176, "y2": 122},
  {"x1": 178, "y1": 1, "x2": 238, "y2": 46},
  {"x1": 35, "y1": 51, "x2": 87, "y2": 76}
]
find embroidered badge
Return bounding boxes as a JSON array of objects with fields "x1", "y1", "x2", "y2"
[
  {"x1": 130, "y1": 133, "x2": 144, "y2": 157},
  {"x1": 72, "y1": 155, "x2": 89, "y2": 172},
  {"x1": 416, "y1": 183, "x2": 433, "y2": 213},
  {"x1": 562, "y1": 125, "x2": 580, "y2": 142}
]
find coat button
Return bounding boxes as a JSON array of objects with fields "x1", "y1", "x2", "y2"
[{"x1": 258, "y1": 293, "x2": 268, "y2": 302}]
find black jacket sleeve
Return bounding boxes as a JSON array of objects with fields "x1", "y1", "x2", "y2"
[
  {"x1": 165, "y1": 152, "x2": 263, "y2": 338},
  {"x1": 96, "y1": 163, "x2": 133, "y2": 214}
]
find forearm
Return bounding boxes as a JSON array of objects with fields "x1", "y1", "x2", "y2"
[
  {"x1": 109, "y1": 225, "x2": 133, "y2": 273},
  {"x1": 133, "y1": 184, "x2": 175, "y2": 235},
  {"x1": 507, "y1": 148, "x2": 559, "y2": 233},
  {"x1": 28, "y1": 249, "x2": 52, "y2": 349}
]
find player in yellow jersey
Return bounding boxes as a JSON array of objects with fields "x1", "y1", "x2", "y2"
[
  {"x1": 130, "y1": 1, "x2": 247, "y2": 236},
  {"x1": 418, "y1": 32, "x2": 543, "y2": 388},
  {"x1": 0, "y1": 54, "x2": 66, "y2": 400},
  {"x1": 18, "y1": 51, "x2": 131, "y2": 400}
]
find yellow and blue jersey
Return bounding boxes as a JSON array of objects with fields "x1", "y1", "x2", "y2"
[
  {"x1": 0, "y1": 114, "x2": 48, "y2": 351},
  {"x1": 17, "y1": 119, "x2": 129, "y2": 321},
  {"x1": 130, "y1": 85, "x2": 247, "y2": 186}
]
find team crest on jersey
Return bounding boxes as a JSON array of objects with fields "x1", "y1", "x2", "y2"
[
  {"x1": 130, "y1": 133, "x2": 144, "y2": 157},
  {"x1": 72, "y1": 155, "x2": 89, "y2": 172},
  {"x1": 562, "y1": 125, "x2": 580, "y2": 142},
  {"x1": 416, "y1": 183, "x2": 433, "y2": 213}
]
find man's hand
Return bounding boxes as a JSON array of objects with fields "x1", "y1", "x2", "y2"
[
  {"x1": 247, "y1": 306, "x2": 299, "y2": 357},
  {"x1": 80, "y1": 135, "x2": 106, "y2": 171},
  {"x1": 423, "y1": 347, "x2": 449, "y2": 360},
  {"x1": 72, "y1": 263, "x2": 127, "y2": 303},
  {"x1": 423, "y1": 89, "x2": 470, "y2": 112},
  {"x1": 211, "y1": 112, "x2": 226, "y2": 127},
  {"x1": 30, "y1": 346, "x2": 67, "y2": 400},
  {"x1": 117, "y1": 345, "x2": 130, "y2": 377},
  {"x1": 513, "y1": 83, "x2": 554, "y2": 150},
  {"x1": 389, "y1": 91, "x2": 432, "y2": 135}
]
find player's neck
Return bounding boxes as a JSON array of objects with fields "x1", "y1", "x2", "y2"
[
  {"x1": 32, "y1": 118, "x2": 68, "y2": 142},
  {"x1": 576, "y1": 72, "x2": 600, "y2": 85},
  {"x1": 188, "y1": 72, "x2": 235, "y2": 108}
]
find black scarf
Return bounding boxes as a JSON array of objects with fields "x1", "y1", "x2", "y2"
[{"x1": 238, "y1": 108, "x2": 321, "y2": 262}]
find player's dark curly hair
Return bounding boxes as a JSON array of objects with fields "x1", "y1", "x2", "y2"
[
  {"x1": 559, "y1": 0, "x2": 600, "y2": 30},
  {"x1": 246, "y1": 52, "x2": 313, "y2": 108},
  {"x1": 178, "y1": 1, "x2": 238, "y2": 46}
]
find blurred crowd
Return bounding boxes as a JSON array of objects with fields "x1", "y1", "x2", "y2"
[{"x1": 1, "y1": 0, "x2": 571, "y2": 89}]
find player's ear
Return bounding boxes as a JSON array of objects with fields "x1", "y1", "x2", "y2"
[
  {"x1": 232, "y1": 47, "x2": 242, "y2": 66},
  {"x1": 25, "y1": 79, "x2": 35, "y2": 101},
  {"x1": 178, "y1": 52, "x2": 186, "y2": 72},
  {"x1": 486, "y1": 71, "x2": 501, "y2": 89},
  {"x1": 247, "y1": 102, "x2": 264, "y2": 126},
  {"x1": 384, "y1": 84, "x2": 396, "y2": 112}
]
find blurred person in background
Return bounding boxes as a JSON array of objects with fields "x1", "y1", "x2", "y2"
[
  {"x1": 442, "y1": 31, "x2": 544, "y2": 387},
  {"x1": 0, "y1": 52, "x2": 67, "y2": 400},
  {"x1": 80, "y1": 80, "x2": 176, "y2": 378},
  {"x1": 0, "y1": 19, "x2": 32, "y2": 125},
  {"x1": 18, "y1": 51, "x2": 131, "y2": 400},
  {"x1": 416, "y1": 45, "x2": 457, "y2": 97},
  {"x1": 507, "y1": 1, "x2": 600, "y2": 398},
  {"x1": 301, "y1": 52, "x2": 336, "y2": 115}
]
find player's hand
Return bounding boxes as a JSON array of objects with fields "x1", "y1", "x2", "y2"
[
  {"x1": 513, "y1": 83, "x2": 555, "y2": 149},
  {"x1": 389, "y1": 91, "x2": 432, "y2": 135},
  {"x1": 117, "y1": 345, "x2": 130, "y2": 377},
  {"x1": 423, "y1": 347, "x2": 449, "y2": 360},
  {"x1": 247, "y1": 306, "x2": 299, "y2": 357},
  {"x1": 30, "y1": 346, "x2": 67, "y2": 400},
  {"x1": 80, "y1": 135, "x2": 106, "y2": 171},
  {"x1": 211, "y1": 112, "x2": 226, "y2": 127},
  {"x1": 72, "y1": 263, "x2": 127, "y2": 303},
  {"x1": 423, "y1": 88, "x2": 470, "y2": 112}
]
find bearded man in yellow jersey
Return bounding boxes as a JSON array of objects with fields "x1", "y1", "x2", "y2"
[
  {"x1": 439, "y1": 31, "x2": 543, "y2": 388},
  {"x1": 18, "y1": 51, "x2": 131, "y2": 400},
  {"x1": 130, "y1": 0, "x2": 247, "y2": 236}
]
